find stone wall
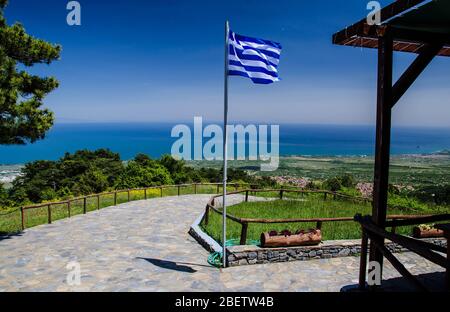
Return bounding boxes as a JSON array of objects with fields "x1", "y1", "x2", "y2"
[{"x1": 226, "y1": 238, "x2": 447, "y2": 267}]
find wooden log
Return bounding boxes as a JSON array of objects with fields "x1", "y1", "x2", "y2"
[
  {"x1": 413, "y1": 227, "x2": 445, "y2": 239},
  {"x1": 260, "y1": 230, "x2": 322, "y2": 248}
]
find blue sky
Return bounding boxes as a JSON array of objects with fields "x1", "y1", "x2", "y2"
[{"x1": 5, "y1": 0, "x2": 450, "y2": 126}]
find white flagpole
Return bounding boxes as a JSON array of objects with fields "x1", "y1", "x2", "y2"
[{"x1": 222, "y1": 20, "x2": 230, "y2": 268}]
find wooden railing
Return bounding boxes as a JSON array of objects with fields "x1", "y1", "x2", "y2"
[
  {"x1": 355, "y1": 213, "x2": 450, "y2": 291},
  {"x1": 15, "y1": 182, "x2": 245, "y2": 231},
  {"x1": 203, "y1": 189, "x2": 438, "y2": 246}
]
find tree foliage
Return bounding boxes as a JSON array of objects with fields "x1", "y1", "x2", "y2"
[{"x1": 0, "y1": 1, "x2": 61, "y2": 144}]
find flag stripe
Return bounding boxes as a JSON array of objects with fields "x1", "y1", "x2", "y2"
[
  {"x1": 229, "y1": 38, "x2": 281, "y2": 59},
  {"x1": 229, "y1": 49, "x2": 279, "y2": 67},
  {"x1": 227, "y1": 30, "x2": 282, "y2": 85},
  {"x1": 229, "y1": 61, "x2": 278, "y2": 77},
  {"x1": 232, "y1": 32, "x2": 282, "y2": 49},
  {"x1": 228, "y1": 70, "x2": 278, "y2": 84}
]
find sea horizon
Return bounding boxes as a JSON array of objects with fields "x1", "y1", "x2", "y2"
[{"x1": 0, "y1": 122, "x2": 450, "y2": 166}]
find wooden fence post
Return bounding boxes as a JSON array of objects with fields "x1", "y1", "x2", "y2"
[
  {"x1": 245, "y1": 190, "x2": 249, "y2": 202},
  {"x1": 97, "y1": 195, "x2": 100, "y2": 210},
  {"x1": 359, "y1": 229, "x2": 369, "y2": 290},
  {"x1": 280, "y1": 190, "x2": 284, "y2": 200},
  {"x1": 160, "y1": 187, "x2": 163, "y2": 197},
  {"x1": 324, "y1": 192, "x2": 328, "y2": 200},
  {"x1": 178, "y1": 185, "x2": 181, "y2": 196},
  {"x1": 144, "y1": 188, "x2": 147, "y2": 200},
  {"x1": 194, "y1": 183, "x2": 197, "y2": 194},
  {"x1": 316, "y1": 221, "x2": 323, "y2": 231},
  {"x1": 83, "y1": 197, "x2": 87, "y2": 214},
  {"x1": 68, "y1": 201, "x2": 71, "y2": 218},
  {"x1": 127, "y1": 190, "x2": 131, "y2": 202},
  {"x1": 21, "y1": 207, "x2": 25, "y2": 230},
  {"x1": 48, "y1": 204, "x2": 52, "y2": 224},
  {"x1": 114, "y1": 192, "x2": 117, "y2": 206},
  {"x1": 240, "y1": 222, "x2": 248, "y2": 245},
  {"x1": 204, "y1": 205, "x2": 210, "y2": 225}
]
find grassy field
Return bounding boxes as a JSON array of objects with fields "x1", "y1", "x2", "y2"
[
  {"x1": 188, "y1": 154, "x2": 450, "y2": 187},
  {"x1": 0, "y1": 184, "x2": 234, "y2": 235},
  {"x1": 201, "y1": 194, "x2": 449, "y2": 244}
]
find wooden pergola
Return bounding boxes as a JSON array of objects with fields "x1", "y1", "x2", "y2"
[{"x1": 333, "y1": 0, "x2": 450, "y2": 291}]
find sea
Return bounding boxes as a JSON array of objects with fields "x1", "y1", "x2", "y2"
[{"x1": 1, "y1": 123, "x2": 450, "y2": 183}]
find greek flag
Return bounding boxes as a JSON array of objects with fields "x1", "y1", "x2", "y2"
[{"x1": 228, "y1": 30, "x2": 282, "y2": 84}]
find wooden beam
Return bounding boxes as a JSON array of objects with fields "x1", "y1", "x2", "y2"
[
  {"x1": 370, "y1": 31, "x2": 394, "y2": 278},
  {"x1": 391, "y1": 43, "x2": 443, "y2": 107},
  {"x1": 371, "y1": 239, "x2": 428, "y2": 292},
  {"x1": 332, "y1": 0, "x2": 425, "y2": 44}
]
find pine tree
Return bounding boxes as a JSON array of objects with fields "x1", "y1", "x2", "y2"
[{"x1": 0, "y1": 0, "x2": 61, "y2": 144}]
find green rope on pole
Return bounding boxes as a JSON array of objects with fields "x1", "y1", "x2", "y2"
[{"x1": 207, "y1": 239, "x2": 260, "y2": 268}]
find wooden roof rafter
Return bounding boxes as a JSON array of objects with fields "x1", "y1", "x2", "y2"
[{"x1": 333, "y1": 0, "x2": 450, "y2": 56}]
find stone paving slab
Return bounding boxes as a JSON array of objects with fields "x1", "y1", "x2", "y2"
[{"x1": 0, "y1": 195, "x2": 445, "y2": 292}]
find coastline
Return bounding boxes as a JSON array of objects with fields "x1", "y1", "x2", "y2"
[{"x1": 3, "y1": 151, "x2": 449, "y2": 188}]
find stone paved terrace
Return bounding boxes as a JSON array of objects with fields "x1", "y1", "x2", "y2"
[{"x1": 0, "y1": 195, "x2": 445, "y2": 292}]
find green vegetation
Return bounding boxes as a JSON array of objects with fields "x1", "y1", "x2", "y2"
[
  {"x1": 201, "y1": 196, "x2": 449, "y2": 244},
  {"x1": 0, "y1": 149, "x2": 261, "y2": 210},
  {"x1": 0, "y1": 0, "x2": 61, "y2": 144},
  {"x1": 188, "y1": 154, "x2": 450, "y2": 187}
]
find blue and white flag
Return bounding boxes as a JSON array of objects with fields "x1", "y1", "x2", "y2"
[{"x1": 228, "y1": 30, "x2": 282, "y2": 84}]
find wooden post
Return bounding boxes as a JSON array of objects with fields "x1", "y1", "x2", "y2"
[
  {"x1": 316, "y1": 221, "x2": 323, "y2": 231},
  {"x1": 114, "y1": 192, "x2": 117, "y2": 206},
  {"x1": 245, "y1": 190, "x2": 249, "y2": 202},
  {"x1": 359, "y1": 230, "x2": 369, "y2": 290},
  {"x1": 194, "y1": 183, "x2": 197, "y2": 194},
  {"x1": 204, "y1": 205, "x2": 210, "y2": 225},
  {"x1": 178, "y1": 185, "x2": 180, "y2": 196},
  {"x1": 127, "y1": 190, "x2": 131, "y2": 202},
  {"x1": 240, "y1": 222, "x2": 248, "y2": 245},
  {"x1": 144, "y1": 188, "x2": 147, "y2": 200},
  {"x1": 280, "y1": 190, "x2": 284, "y2": 200},
  {"x1": 324, "y1": 192, "x2": 327, "y2": 200},
  {"x1": 83, "y1": 197, "x2": 87, "y2": 214},
  {"x1": 97, "y1": 195, "x2": 100, "y2": 210},
  {"x1": 21, "y1": 207, "x2": 25, "y2": 230},
  {"x1": 68, "y1": 201, "x2": 71, "y2": 218},
  {"x1": 160, "y1": 187, "x2": 163, "y2": 197},
  {"x1": 370, "y1": 30, "x2": 393, "y2": 279},
  {"x1": 48, "y1": 204, "x2": 52, "y2": 224}
]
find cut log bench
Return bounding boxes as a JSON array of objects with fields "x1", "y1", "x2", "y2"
[
  {"x1": 412, "y1": 227, "x2": 445, "y2": 239},
  {"x1": 260, "y1": 230, "x2": 322, "y2": 248}
]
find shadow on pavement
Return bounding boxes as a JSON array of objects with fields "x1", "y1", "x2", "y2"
[{"x1": 137, "y1": 257, "x2": 214, "y2": 273}]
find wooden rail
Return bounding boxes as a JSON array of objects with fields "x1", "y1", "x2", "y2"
[
  {"x1": 16, "y1": 183, "x2": 244, "y2": 231},
  {"x1": 355, "y1": 214, "x2": 450, "y2": 291},
  {"x1": 203, "y1": 189, "x2": 439, "y2": 246}
]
